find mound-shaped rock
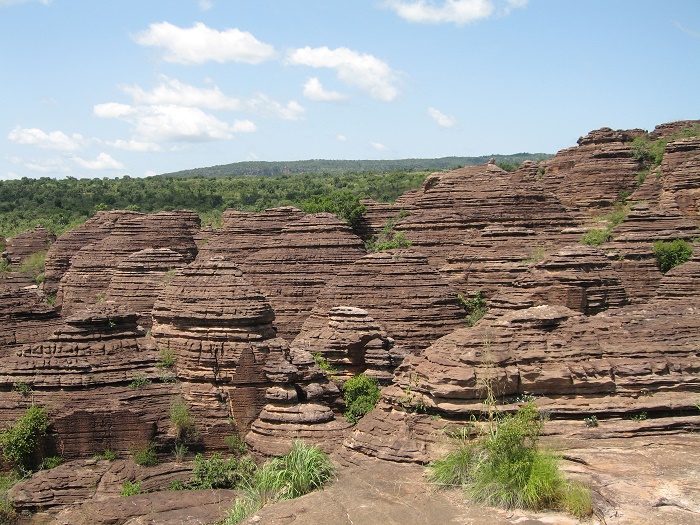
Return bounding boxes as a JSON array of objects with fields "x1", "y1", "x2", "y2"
[
  {"x1": 302, "y1": 249, "x2": 465, "y2": 354},
  {"x1": 56, "y1": 211, "x2": 199, "y2": 315},
  {"x1": 43, "y1": 210, "x2": 141, "y2": 296},
  {"x1": 291, "y1": 306, "x2": 408, "y2": 385},
  {"x1": 4, "y1": 225, "x2": 55, "y2": 269},
  {"x1": 0, "y1": 282, "x2": 61, "y2": 355},
  {"x1": 239, "y1": 213, "x2": 366, "y2": 341}
]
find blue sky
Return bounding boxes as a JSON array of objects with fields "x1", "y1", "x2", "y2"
[{"x1": 1, "y1": 0, "x2": 698, "y2": 180}]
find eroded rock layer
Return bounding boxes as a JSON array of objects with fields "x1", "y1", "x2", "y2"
[
  {"x1": 303, "y1": 249, "x2": 466, "y2": 354},
  {"x1": 56, "y1": 211, "x2": 199, "y2": 315},
  {"x1": 239, "y1": 213, "x2": 366, "y2": 341},
  {"x1": 0, "y1": 283, "x2": 61, "y2": 356},
  {"x1": 4, "y1": 226, "x2": 55, "y2": 269}
]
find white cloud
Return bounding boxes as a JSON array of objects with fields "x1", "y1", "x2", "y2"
[
  {"x1": 120, "y1": 76, "x2": 242, "y2": 110},
  {"x1": 95, "y1": 103, "x2": 253, "y2": 142},
  {"x1": 336, "y1": 135, "x2": 347, "y2": 142},
  {"x1": 370, "y1": 141, "x2": 387, "y2": 151},
  {"x1": 427, "y1": 107, "x2": 457, "y2": 128},
  {"x1": 384, "y1": 0, "x2": 527, "y2": 25},
  {"x1": 198, "y1": 0, "x2": 213, "y2": 10},
  {"x1": 8, "y1": 127, "x2": 83, "y2": 151},
  {"x1": 133, "y1": 22, "x2": 277, "y2": 65},
  {"x1": 231, "y1": 120, "x2": 257, "y2": 133},
  {"x1": 302, "y1": 77, "x2": 349, "y2": 102},
  {"x1": 287, "y1": 46, "x2": 400, "y2": 102},
  {"x1": 24, "y1": 157, "x2": 71, "y2": 174},
  {"x1": 1, "y1": 171, "x2": 24, "y2": 180},
  {"x1": 106, "y1": 139, "x2": 162, "y2": 152},
  {"x1": 0, "y1": 0, "x2": 51, "y2": 7},
  {"x1": 247, "y1": 94, "x2": 305, "y2": 120},
  {"x1": 73, "y1": 153, "x2": 125, "y2": 170},
  {"x1": 675, "y1": 21, "x2": 700, "y2": 39}
]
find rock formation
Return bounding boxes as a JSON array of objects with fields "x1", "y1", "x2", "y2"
[{"x1": 3, "y1": 226, "x2": 55, "y2": 269}]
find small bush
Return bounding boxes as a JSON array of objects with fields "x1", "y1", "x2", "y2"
[
  {"x1": 128, "y1": 374, "x2": 151, "y2": 390},
  {"x1": 170, "y1": 398, "x2": 197, "y2": 443},
  {"x1": 365, "y1": 212, "x2": 413, "y2": 252},
  {"x1": 12, "y1": 381, "x2": 32, "y2": 398},
  {"x1": 342, "y1": 374, "x2": 381, "y2": 424},
  {"x1": 120, "y1": 480, "x2": 143, "y2": 497},
  {"x1": 190, "y1": 453, "x2": 256, "y2": 490},
  {"x1": 583, "y1": 415, "x2": 598, "y2": 428},
  {"x1": 224, "y1": 434, "x2": 247, "y2": 456},
  {"x1": 312, "y1": 352, "x2": 338, "y2": 376},
  {"x1": 653, "y1": 239, "x2": 693, "y2": 274},
  {"x1": 93, "y1": 448, "x2": 118, "y2": 461},
  {"x1": 157, "y1": 348, "x2": 177, "y2": 369},
  {"x1": 0, "y1": 405, "x2": 50, "y2": 475},
  {"x1": 39, "y1": 456, "x2": 63, "y2": 470},
  {"x1": 580, "y1": 228, "x2": 611, "y2": 246},
  {"x1": 132, "y1": 442, "x2": 159, "y2": 467},
  {"x1": 0, "y1": 473, "x2": 19, "y2": 523},
  {"x1": 458, "y1": 291, "x2": 488, "y2": 327}
]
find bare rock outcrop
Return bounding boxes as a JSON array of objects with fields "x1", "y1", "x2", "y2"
[
  {"x1": 302, "y1": 249, "x2": 466, "y2": 354},
  {"x1": 43, "y1": 210, "x2": 141, "y2": 296},
  {"x1": 291, "y1": 306, "x2": 408, "y2": 385},
  {"x1": 239, "y1": 213, "x2": 366, "y2": 341},
  {"x1": 4, "y1": 226, "x2": 55, "y2": 269},
  {"x1": 56, "y1": 211, "x2": 199, "y2": 315},
  {"x1": 0, "y1": 282, "x2": 61, "y2": 356}
]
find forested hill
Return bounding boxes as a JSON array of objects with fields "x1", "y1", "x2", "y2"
[{"x1": 160, "y1": 154, "x2": 552, "y2": 178}]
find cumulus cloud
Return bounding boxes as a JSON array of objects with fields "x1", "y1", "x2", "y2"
[
  {"x1": 95, "y1": 103, "x2": 255, "y2": 142},
  {"x1": 73, "y1": 153, "x2": 125, "y2": 170},
  {"x1": 287, "y1": 46, "x2": 399, "y2": 102},
  {"x1": 8, "y1": 127, "x2": 83, "y2": 151},
  {"x1": 427, "y1": 107, "x2": 457, "y2": 128},
  {"x1": 370, "y1": 141, "x2": 387, "y2": 151},
  {"x1": 106, "y1": 139, "x2": 162, "y2": 152},
  {"x1": 133, "y1": 22, "x2": 277, "y2": 65},
  {"x1": 302, "y1": 77, "x2": 349, "y2": 102},
  {"x1": 247, "y1": 94, "x2": 305, "y2": 120},
  {"x1": 120, "y1": 76, "x2": 242, "y2": 110},
  {"x1": 23, "y1": 157, "x2": 71, "y2": 174},
  {"x1": 384, "y1": 0, "x2": 527, "y2": 25}
]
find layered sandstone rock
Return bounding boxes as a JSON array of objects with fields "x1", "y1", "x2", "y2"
[
  {"x1": 4, "y1": 226, "x2": 55, "y2": 269},
  {"x1": 106, "y1": 248, "x2": 187, "y2": 329},
  {"x1": 657, "y1": 136, "x2": 700, "y2": 220},
  {"x1": 56, "y1": 211, "x2": 199, "y2": 315},
  {"x1": 151, "y1": 256, "x2": 348, "y2": 452},
  {"x1": 0, "y1": 302, "x2": 173, "y2": 458},
  {"x1": 0, "y1": 282, "x2": 61, "y2": 356},
  {"x1": 239, "y1": 213, "x2": 366, "y2": 341},
  {"x1": 302, "y1": 249, "x2": 465, "y2": 354},
  {"x1": 195, "y1": 206, "x2": 305, "y2": 263},
  {"x1": 539, "y1": 127, "x2": 646, "y2": 212},
  {"x1": 291, "y1": 306, "x2": 408, "y2": 385},
  {"x1": 43, "y1": 211, "x2": 141, "y2": 296}
]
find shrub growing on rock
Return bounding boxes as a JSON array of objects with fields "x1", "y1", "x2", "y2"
[
  {"x1": 0, "y1": 405, "x2": 50, "y2": 475},
  {"x1": 342, "y1": 374, "x2": 381, "y2": 424},
  {"x1": 653, "y1": 239, "x2": 693, "y2": 274}
]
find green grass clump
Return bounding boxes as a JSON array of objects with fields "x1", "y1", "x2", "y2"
[
  {"x1": 18, "y1": 250, "x2": 46, "y2": 274},
  {"x1": 0, "y1": 473, "x2": 19, "y2": 524},
  {"x1": 221, "y1": 441, "x2": 335, "y2": 525},
  {"x1": 427, "y1": 404, "x2": 593, "y2": 517},
  {"x1": 190, "y1": 453, "x2": 256, "y2": 489},
  {"x1": 653, "y1": 239, "x2": 693, "y2": 274},
  {"x1": 132, "y1": 442, "x2": 159, "y2": 467},
  {"x1": 342, "y1": 374, "x2": 381, "y2": 424},
  {"x1": 458, "y1": 291, "x2": 488, "y2": 327},
  {"x1": 580, "y1": 228, "x2": 612, "y2": 246},
  {"x1": 170, "y1": 397, "x2": 198, "y2": 443}
]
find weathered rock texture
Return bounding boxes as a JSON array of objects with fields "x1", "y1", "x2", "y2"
[
  {"x1": 0, "y1": 302, "x2": 173, "y2": 459},
  {"x1": 239, "y1": 213, "x2": 366, "y2": 341},
  {"x1": 195, "y1": 206, "x2": 306, "y2": 263},
  {"x1": 301, "y1": 249, "x2": 466, "y2": 354},
  {"x1": 151, "y1": 256, "x2": 349, "y2": 454},
  {"x1": 56, "y1": 211, "x2": 199, "y2": 315},
  {"x1": 4, "y1": 226, "x2": 55, "y2": 269},
  {"x1": 291, "y1": 306, "x2": 408, "y2": 385},
  {"x1": 0, "y1": 283, "x2": 61, "y2": 356},
  {"x1": 43, "y1": 211, "x2": 141, "y2": 296}
]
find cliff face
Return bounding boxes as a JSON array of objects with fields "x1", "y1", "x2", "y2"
[{"x1": 1, "y1": 119, "x2": 699, "y2": 521}]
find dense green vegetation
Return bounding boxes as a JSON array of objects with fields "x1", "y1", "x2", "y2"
[
  {"x1": 0, "y1": 154, "x2": 550, "y2": 239},
  {"x1": 342, "y1": 374, "x2": 382, "y2": 424},
  {"x1": 427, "y1": 404, "x2": 592, "y2": 518},
  {"x1": 653, "y1": 239, "x2": 693, "y2": 274},
  {"x1": 161, "y1": 155, "x2": 551, "y2": 178},
  {"x1": 0, "y1": 406, "x2": 50, "y2": 475}
]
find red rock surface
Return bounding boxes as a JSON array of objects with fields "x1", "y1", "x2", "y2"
[
  {"x1": 56, "y1": 211, "x2": 199, "y2": 315},
  {"x1": 239, "y1": 213, "x2": 366, "y2": 341},
  {"x1": 4, "y1": 226, "x2": 55, "y2": 269},
  {"x1": 0, "y1": 282, "x2": 61, "y2": 356}
]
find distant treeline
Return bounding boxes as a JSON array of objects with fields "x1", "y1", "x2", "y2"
[
  {"x1": 161, "y1": 154, "x2": 552, "y2": 178},
  {"x1": 0, "y1": 154, "x2": 550, "y2": 239}
]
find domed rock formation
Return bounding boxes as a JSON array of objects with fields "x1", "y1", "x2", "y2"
[
  {"x1": 56, "y1": 211, "x2": 199, "y2": 315},
  {"x1": 239, "y1": 213, "x2": 366, "y2": 341},
  {"x1": 4, "y1": 225, "x2": 55, "y2": 269},
  {"x1": 302, "y1": 249, "x2": 465, "y2": 354}
]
